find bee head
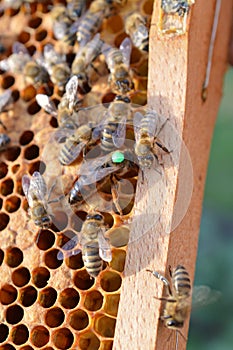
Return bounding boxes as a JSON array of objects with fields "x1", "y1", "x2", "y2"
[
  {"x1": 166, "y1": 319, "x2": 184, "y2": 329},
  {"x1": 115, "y1": 95, "x2": 131, "y2": 103},
  {"x1": 35, "y1": 216, "x2": 51, "y2": 229},
  {"x1": 86, "y1": 213, "x2": 103, "y2": 222}
]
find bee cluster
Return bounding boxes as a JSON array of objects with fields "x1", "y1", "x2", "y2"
[{"x1": 0, "y1": 0, "x2": 156, "y2": 349}]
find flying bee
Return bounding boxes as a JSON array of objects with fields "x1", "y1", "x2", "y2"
[
  {"x1": 71, "y1": 33, "x2": 104, "y2": 94},
  {"x1": 0, "y1": 41, "x2": 31, "y2": 74},
  {"x1": 125, "y1": 13, "x2": 149, "y2": 52},
  {"x1": 147, "y1": 265, "x2": 221, "y2": 350},
  {"x1": 75, "y1": 149, "x2": 138, "y2": 214},
  {"x1": 22, "y1": 171, "x2": 54, "y2": 229},
  {"x1": 36, "y1": 75, "x2": 80, "y2": 129},
  {"x1": 133, "y1": 110, "x2": 170, "y2": 172},
  {"x1": 94, "y1": 95, "x2": 132, "y2": 153},
  {"x1": 102, "y1": 37, "x2": 134, "y2": 94},
  {"x1": 0, "y1": 133, "x2": 11, "y2": 151}
]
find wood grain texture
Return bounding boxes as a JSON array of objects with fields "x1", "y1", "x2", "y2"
[{"x1": 113, "y1": 1, "x2": 233, "y2": 349}]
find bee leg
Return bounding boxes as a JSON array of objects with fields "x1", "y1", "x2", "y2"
[
  {"x1": 177, "y1": 330, "x2": 187, "y2": 342},
  {"x1": 0, "y1": 119, "x2": 7, "y2": 130},
  {"x1": 156, "y1": 118, "x2": 169, "y2": 136},
  {"x1": 168, "y1": 265, "x2": 172, "y2": 277},
  {"x1": 155, "y1": 141, "x2": 170, "y2": 154},
  {"x1": 90, "y1": 63, "x2": 101, "y2": 76}
]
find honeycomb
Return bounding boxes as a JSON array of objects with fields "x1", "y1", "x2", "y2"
[{"x1": 0, "y1": 0, "x2": 153, "y2": 349}]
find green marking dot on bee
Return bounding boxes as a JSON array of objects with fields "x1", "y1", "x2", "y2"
[{"x1": 112, "y1": 151, "x2": 125, "y2": 163}]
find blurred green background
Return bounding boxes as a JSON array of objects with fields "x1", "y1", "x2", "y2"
[{"x1": 188, "y1": 67, "x2": 233, "y2": 350}]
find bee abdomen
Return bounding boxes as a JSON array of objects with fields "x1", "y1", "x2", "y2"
[
  {"x1": 77, "y1": 13, "x2": 102, "y2": 43},
  {"x1": 82, "y1": 246, "x2": 103, "y2": 277},
  {"x1": 101, "y1": 123, "x2": 117, "y2": 152},
  {"x1": 59, "y1": 140, "x2": 79, "y2": 165},
  {"x1": 173, "y1": 265, "x2": 191, "y2": 296}
]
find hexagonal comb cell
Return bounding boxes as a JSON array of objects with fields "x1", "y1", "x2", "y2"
[
  {"x1": 11, "y1": 267, "x2": 31, "y2": 287},
  {"x1": 0, "y1": 0, "x2": 150, "y2": 347},
  {"x1": 11, "y1": 324, "x2": 29, "y2": 346},
  {"x1": 0, "y1": 284, "x2": 18, "y2": 305},
  {"x1": 68, "y1": 309, "x2": 89, "y2": 331}
]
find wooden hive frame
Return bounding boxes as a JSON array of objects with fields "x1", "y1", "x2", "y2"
[
  {"x1": 113, "y1": 1, "x2": 233, "y2": 349},
  {"x1": 0, "y1": 1, "x2": 232, "y2": 350}
]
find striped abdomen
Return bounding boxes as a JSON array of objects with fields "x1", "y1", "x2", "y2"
[
  {"x1": 101, "y1": 122, "x2": 118, "y2": 152},
  {"x1": 77, "y1": 11, "x2": 103, "y2": 45},
  {"x1": 172, "y1": 265, "x2": 191, "y2": 297},
  {"x1": 82, "y1": 244, "x2": 103, "y2": 278},
  {"x1": 59, "y1": 138, "x2": 80, "y2": 165}
]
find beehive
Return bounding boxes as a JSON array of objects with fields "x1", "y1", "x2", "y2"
[{"x1": 0, "y1": 1, "x2": 153, "y2": 349}]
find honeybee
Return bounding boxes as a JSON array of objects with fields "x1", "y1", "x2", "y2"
[
  {"x1": 161, "y1": 0, "x2": 194, "y2": 16},
  {"x1": 134, "y1": 110, "x2": 170, "y2": 171},
  {"x1": 74, "y1": 149, "x2": 138, "y2": 214},
  {"x1": 80, "y1": 212, "x2": 112, "y2": 277},
  {"x1": 75, "y1": 0, "x2": 113, "y2": 46},
  {"x1": 0, "y1": 133, "x2": 11, "y2": 151},
  {"x1": 23, "y1": 61, "x2": 50, "y2": 87},
  {"x1": 39, "y1": 44, "x2": 71, "y2": 91},
  {"x1": 147, "y1": 265, "x2": 221, "y2": 349},
  {"x1": 102, "y1": 37, "x2": 134, "y2": 94},
  {"x1": 96, "y1": 95, "x2": 132, "y2": 153},
  {"x1": 22, "y1": 171, "x2": 53, "y2": 228},
  {"x1": 125, "y1": 13, "x2": 149, "y2": 52},
  {"x1": 59, "y1": 122, "x2": 97, "y2": 165},
  {"x1": 58, "y1": 212, "x2": 112, "y2": 277},
  {"x1": 0, "y1": 42, "x2": 31, "y2": 74},
  {"x1": 71, "y1": 33, "x2": 103, "y2": 94},
  {"x1": 36, "y1": 75, "x2": 80, "y2": 129},
  {"x1": 51, "y1": 4, "x2": 76, "y2": 45}
]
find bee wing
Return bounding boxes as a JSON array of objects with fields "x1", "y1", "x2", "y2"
[
  {"x1": 0, "y1": 58, "x2": 10, "y2": 71},
  {"x1": 101, "y1": 42, "x2": 113, "y2": 68},
  {"x1": 98, "y1": 229, "x2": 112, "y2": 262},
  {"x1": 12, "y1": 41, "x2": 29, "y2": 55},
  {"x1": 65, "y1": 76, "x2": 79, "y2": 110},
  {"x1": 53, "y1": 127, "x2": 74, "y2": 143},
  {"x1": 60, "y1": 140, "x2": 87, "y2": 165},
  {"x1": 112, "y1": 115, "x2": 127, "y2": 148},
  {"x1": 29, "y1": 171, "x2": 48, "y2": 198},
  {"x1": 22, "y1": 175, "x2": 33, "y2": 206},
  {"x1": 0, "y1": 89, "x2": 12, "y2": 111},
  {"x1": 85, "y1": 33, "x2": 103, "y2": 62},
  {"x1": 57, "y1": 235, "x2": 79, "y2": 260},
  {"x1": 79, "y1": 153, "x2": 110, "y2": 176},
  {"x1": 119, "y1": 37, "x2": 132, "y2": 67},
  {"x1": 192, "y1": 285, "x2": 221, "y2": 309},
  {"x1": 133, "y1": 111, "x2": 144, "y2": 142},
  {"x1": 36, "y1": 94, "x2": 58, "y2": 117}
]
